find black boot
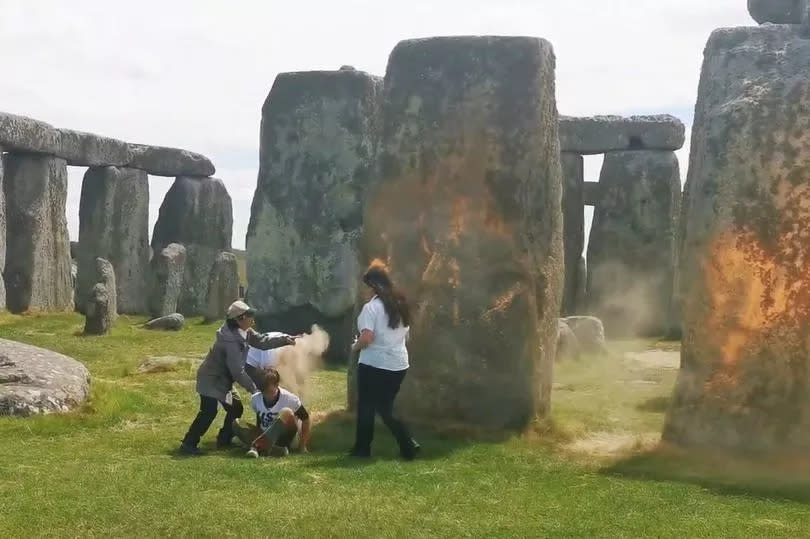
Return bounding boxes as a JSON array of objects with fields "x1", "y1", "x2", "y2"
[{"x1": 400, "y1": 439, "x2": 421, "y2": 461}]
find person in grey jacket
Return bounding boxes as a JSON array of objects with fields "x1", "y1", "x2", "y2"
[{"x1": 179, "y1": 301, "x2": 296, "y2": 456}]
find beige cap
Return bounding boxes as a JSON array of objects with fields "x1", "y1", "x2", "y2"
[{"x1": 226, "y1": 300, "x2": 255, "y2": 319}]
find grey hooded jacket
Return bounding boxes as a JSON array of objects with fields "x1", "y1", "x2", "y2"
[{"x1": 196, "y1": 325, "x2": 290, "y2": 401}]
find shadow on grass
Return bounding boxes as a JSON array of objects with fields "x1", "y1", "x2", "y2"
[
  {"x1": 635, "y1": 396, "x2": 671, "y2": 413},
  {"x1": 301, "y1": 410, "x2": 509, "y2": 468},
  {"x1": 603, "y1": 444, "x2": 810, "y2": 505}
]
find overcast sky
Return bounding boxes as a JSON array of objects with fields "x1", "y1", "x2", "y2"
[{"x1": 0, "y1": 0, "x2": 753, "y2": 249}]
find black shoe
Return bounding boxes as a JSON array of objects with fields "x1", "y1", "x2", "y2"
[
  {"x1": 346, "y1": 448, "x2": 371, "y2": 458},
  {"x1": 179, "y1": 443, "x2": 205, "y2": 456},
  {"x1": 401, "y1": 440, "x2": 421, "y2": 461}
]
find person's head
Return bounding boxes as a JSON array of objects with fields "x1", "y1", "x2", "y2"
[
  {"x1": 260, "y1": 367, "x2": 281, "y2": 396},
  {"x1": 225, "y1": 300, "x2": 256, "y2": 331},
  {"x1": 362, "y1": 259, "x2": 410, "y2": 329}
]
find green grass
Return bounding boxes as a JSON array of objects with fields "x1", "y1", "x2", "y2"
[{"x1": 2, "y1": 314, "x2": 810, "y2": 537}]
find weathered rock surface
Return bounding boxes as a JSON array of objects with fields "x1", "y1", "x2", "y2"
[
  {"x1": 144, "y1": 313, "x2": 185, "y2": 331},
  {"x1": 246, "y1": 69, "x2": 381, "y2": 362},
  {"x1": 128, "y1": 144, "x2": 215, "y2": 177},
  {"x1": 0, "y1": 112, "x2": 60, "y2": 155},
  {"x1": 563, "y1": 316, "x2": 607, "y2": 355},
  {"x1": 147, "y1": 243, "x2": 186, "y2": 318},
  {"x1": 665, "y1": 26, "x2": 810, "y2": 451},
  {"x1": 556, "y1": 319, "x2": 580, "y2": 361},
  {"x1": 583, "y1": 181, "x2": 601, "y2": 207},
  {"x1": 204, "y1": 251, "x2": 240, "y2": 321},
  {"x1": 561, "y1": 153, "x2": 584, "y2": 315},
  {"x1": 574, "y1": 256, "x2": 587, "y2": 314},
  {"x1": 57, "y1": 129, "x2": 132, "y2": 167},
  {"x1": 0, "y1": 338, "x2": 91, "y2": 416},
  {"x1": 152, "y1": 176, "x2": 232, "y2": 316},
  {"x1": 363, "y1": 36, "x2": 563, "y2": 430},
  {"x1": 748, "y1": 0, "x2": 810, "y2": 24},
  {"x1": 3, "y1": 154, "x2": 73, "y2": 313},
  {"x1": 77, "y1": 166, "x2": 149, "y2": 314},
  {"x1": 560, "y1": 115, "x2": 685, "y2": 155},
  {"x1": 586, "y1": 151, "x2": 680, "y2": 337},
  {"x1": 0, "y1": 151, "x2": 6, "y2": 310},
  {"x1": 83, "y1": 258, "x2": 117, "y2": 336}
]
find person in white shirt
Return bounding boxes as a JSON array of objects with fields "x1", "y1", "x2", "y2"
[
  {"x1": 347, "y1": 260, "x2": 420, "y2": 460},
  {"x1": 233, "y1": 367, "x2": 311, "y2": 457}
]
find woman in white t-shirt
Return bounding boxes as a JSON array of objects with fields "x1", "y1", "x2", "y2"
[{"x1": 348, "y1": 260, "x2": 420, "y2": 460}]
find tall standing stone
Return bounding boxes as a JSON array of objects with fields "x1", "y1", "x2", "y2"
[
  {"x1": 246, "y1": 69, "x2": 381, "y2": 362},
  {"x1": 586, "y1": 151, "x2": 680, "y2": 337},
  {"x1": 0, "y1": 149, "x2": 6, "y2": 310},
  {"x1": 561, "y1": 153, "x2": 584, "y2": 315},
  {"x1": 665, "y1": 26, "x2": 810, "y2": 451},
  {"x1": 151, "y1": 176, "x2": 232, "y2": 316},
  {"x1": 204, "y1": 251, "x2": 240, "y2": 322},
  {"x1": 363, "y1": 36, "x2": 563, "y2": 429},
  {"x1": 147, "y1": 243, "x2": 186, "y2": 319},
  {"x1": 3, "y1": 154, "x2": 73, "y2": 313},
  {"x1": 76, "y1": 166, "x2": 149, "y2": 314}
]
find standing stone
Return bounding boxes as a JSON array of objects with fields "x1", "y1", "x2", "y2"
[
  {"x1": 574, "y1": 256, "x2": 587, "y2": 315},
  {"x1": 246, "y1": 69, "x2": 381, "y2": 362},
  {"x1": 0, "y1": 150, "x2": 6, "y2": 310},
  {"x1": 561, "y1": 153, "x2": 584, "y2": 316},
  {"x1": 665, "y1": 26, "x2": 810, "y2": 451},
  {"x1": 363, "y1": 36, "x2": 563, "y2": 430},
  {"x1": 76, "y1": 166, "x2": 149, "y2": 314},
  {"x1": 151, "y1": 176, "x2": 232, "y2": 316},
  {"x1": 147, "y1": 243, "x2": 186, "y2": 318},
  {"x1": 586, "y1": 151, "x2": 680, "y2": 337},
  {"x1": 204, "y1": 251, "x2": 240, "y2": 322},
  {"x1": 83, "y1": 258, "x2": 117, "y2": 336},
  {"x1": 3, "y1": 154, "x2": 73, "y2": 313}
]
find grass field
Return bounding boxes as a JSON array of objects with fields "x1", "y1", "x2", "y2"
[{"x1": 2, "y1": 313, "x2": 810, "y2": 537}]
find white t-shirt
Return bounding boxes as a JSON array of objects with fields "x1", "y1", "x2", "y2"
[
  {"x1": 251, "y1": 388, "x2": 302, "y2": 430},
  {"x1": 245, "y1": 332, "x2": 287, "y2": 369},
  {"x1": 357, "y1": 296, "x2": 409, "y2": 371},
  {"x1": 246, "y1": 347, "x2": 279, "y2": 370}
]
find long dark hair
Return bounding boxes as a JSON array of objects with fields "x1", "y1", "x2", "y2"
[{"x1": 363, "y1": 260, "x2": 410, "y2": 329}]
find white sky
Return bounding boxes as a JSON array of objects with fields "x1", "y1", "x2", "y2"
[{"x1": 0, "y1": 0, "x2": 753, "y2": 249}]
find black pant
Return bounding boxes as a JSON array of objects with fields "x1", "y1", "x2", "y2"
[
  {"x1": 182, "y1": 393, "x2": 244, "y2": 448},
  {"x1": 352, "y1": 363, "x2": 414, "y2": 456}
]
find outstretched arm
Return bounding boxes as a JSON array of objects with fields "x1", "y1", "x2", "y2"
[{"x1": 248, "y1": 329, "x2": 295, "y2": 350}]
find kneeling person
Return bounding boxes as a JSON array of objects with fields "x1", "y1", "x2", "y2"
[{"x1": 235, "y1": 368, "x2": 311, "y2": 457}]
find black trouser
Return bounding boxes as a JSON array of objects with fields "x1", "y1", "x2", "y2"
[
  {"x1": 352, "y1": 363, "x2": 414, "y2": 456},
  {"x1": 182, "y1": 393, "x2": 244, "y2": 448}
]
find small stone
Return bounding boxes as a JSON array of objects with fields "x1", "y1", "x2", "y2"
[
  {"x1": 563, "y1": 316, "x2": 607, "y2": 355},
  {"x1": 83, "y1": 257, "x2": 117, "y2": 336},
  {"x1": 556, "y1": 319, "x2": 581, "y2": 361},
  {"x1": 144, "y1": 313, "x2": 185, "y2": 331}
]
